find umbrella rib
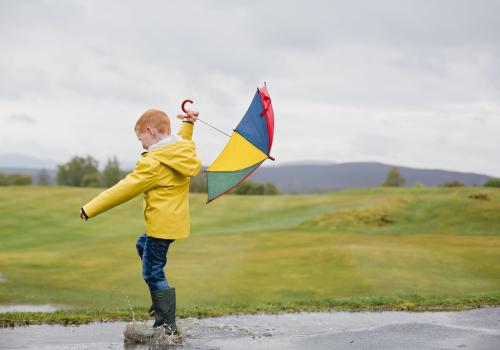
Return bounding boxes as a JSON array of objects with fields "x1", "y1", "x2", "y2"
[
  {"x1": 197, "y1": 118, "x2": 232, "y2": 137},
  {"x1": 206, "y1": 160, "x2": 265, "y2": 203}
]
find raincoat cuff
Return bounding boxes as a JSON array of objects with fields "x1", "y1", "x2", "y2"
[{"x1": 80, "y1": 207, "x2": 89, "y2": 219}]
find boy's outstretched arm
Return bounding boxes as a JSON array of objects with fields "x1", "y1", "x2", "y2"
[
  {"x1": 177, "y1": 121, "x2": 194, "y2": 141},
  {"x1": 80, "y1": 156, "x2": 161, "y2": 220},
  {"x1": 177, "y1": 110, "x2": 198, "y2": 141}
]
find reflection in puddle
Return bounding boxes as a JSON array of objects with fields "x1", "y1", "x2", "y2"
[{"x1": 0, "y1": 308, "x2": 499, "y2": 350}]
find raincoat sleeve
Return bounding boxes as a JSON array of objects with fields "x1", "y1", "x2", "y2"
[
  {"x1": 177, "y1": 121, "x2": 194, "y2": 141},
  {"x1": 82, "y1": 156, "x2": 161, "y2": 218}
]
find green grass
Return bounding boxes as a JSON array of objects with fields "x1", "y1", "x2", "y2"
[{"x1": 0, "y1": 186, "x2": 499, "y2": 326}]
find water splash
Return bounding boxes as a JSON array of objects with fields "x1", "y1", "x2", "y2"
[
  {"x1": 123, "y1": 322, "x2": 184, "y2": 346},
  {"x1": 122, "y1": 292, "x2": 135, "y2": 321},
  {"x1": 121, "y1": 292, "x2": 184, "y2": 345}
]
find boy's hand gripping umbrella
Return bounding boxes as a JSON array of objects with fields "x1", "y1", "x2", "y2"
[{"x1": 181, "y1": 84, "x2": 275, "y2": 203}]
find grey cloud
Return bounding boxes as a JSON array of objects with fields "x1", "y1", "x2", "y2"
[
  {"x1": 237, "y1": 0, "x2": 500, "y2": 51},
  {"x1": 0, "y1": 0, "x2": 499, "y2": 175},
  {"x1": 0, "y1": 66, "x2": 52, "y2": 100},
  {"x1": 7, "y1": 113, "x2": 36, "y2": 123},
  {"x1": 2, "y1": 0, "x2": 498, "y2": 106}
]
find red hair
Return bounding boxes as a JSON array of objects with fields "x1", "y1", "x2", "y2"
[{"x1": 135, "y1": 109, "x2": 171, "y2": 135}]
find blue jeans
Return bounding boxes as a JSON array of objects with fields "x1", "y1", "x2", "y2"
[{"x1": 135, "y1": 233, "x2": 174, "y2": 291}]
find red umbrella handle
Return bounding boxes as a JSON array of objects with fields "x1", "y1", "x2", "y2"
[{"x1": 181, "y1": 99, "x2": 193, "y2": 113}]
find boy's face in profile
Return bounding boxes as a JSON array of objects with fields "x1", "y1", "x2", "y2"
[{"x1": 136, "y1": 127, "x2": 159, "y2": 150}]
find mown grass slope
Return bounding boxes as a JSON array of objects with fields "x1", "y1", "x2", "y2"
[{"x1": 0, "y1": 186, "x2": 499, "y2": 325}]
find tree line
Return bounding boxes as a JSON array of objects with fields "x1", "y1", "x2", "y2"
[
  {"x1": 189, "y1": 173, "x2": 280, "y2": 194},
  {"x1": 2, "y1": 160, "x2": 499, "y2": 190},
  {"x1": 0, "y1": 172, "x2": 33, "y2": 186},
  {"x1": 0, "y1": 155, "x2": 281, "y2": 195},
  {"x1": 56, "y1": 155, "x2": 125, "y2": 188},
  {"x1": 380, "y1": 167, "x2": 500, "y2": 188}
]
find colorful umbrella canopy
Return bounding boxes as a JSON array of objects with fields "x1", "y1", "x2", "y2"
[{"x1": 206, "y1": 84, "x2": 275, "y2": 202}]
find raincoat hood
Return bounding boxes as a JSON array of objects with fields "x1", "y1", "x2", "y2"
[{"x1": 144, "y1": 136, "x2": 202, "y2": 177}]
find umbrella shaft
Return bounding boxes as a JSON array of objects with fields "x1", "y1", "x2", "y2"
[{"x1": 197, "y1": 118, "x2": 231, "y2": 137}]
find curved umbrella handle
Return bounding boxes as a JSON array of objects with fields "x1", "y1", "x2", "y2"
[{"x1": 181, "y1": 99, "x2": 193, "y2": 113}]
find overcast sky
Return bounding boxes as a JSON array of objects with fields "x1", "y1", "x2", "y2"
[{"x1": 1, "y1": 0, "x2": 499, "y2": 176}]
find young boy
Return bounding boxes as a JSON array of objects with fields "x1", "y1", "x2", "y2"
[{"x1": 79, "y1": 108, "x2": 202, "y2": 335}]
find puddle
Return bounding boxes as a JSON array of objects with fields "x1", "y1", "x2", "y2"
[
  {"x1": 0, "y1": 307, "x2": 499, "y2": 349},
  {"x1": 0, "y1": 275, "x2": 64, "y2": 313},
  {"x1": 0, "y1": 304, "x2": 62, "y2": 313}
]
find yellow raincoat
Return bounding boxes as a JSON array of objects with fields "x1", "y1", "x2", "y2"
[{"x1": 82, "y1": 122, "x2": 202, "y2": 239}]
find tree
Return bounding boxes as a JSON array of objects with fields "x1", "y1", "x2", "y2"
[
  {"x1": 6, "y1": 173, "x2": 32, "y2": 185},
  {"x1": 81, "y1": 173, "x2": 101, "y2": 187},
  {"x1": 101, "y1": 156, "x2": 124, "y2": 188},
  {"x1": 232, "y1": 180, "x2": 281, "y2": 195},
  {"x1": 0, "y1": 172, "x2": 32, "y2": 186},
  {"x1": 381, "y1": 167, "x2": 405, "y2": 187},
  {"x1": 264, "y1": 182, "x2": 281, "y2": 194},
  {"x1": 232, "y1": 180, "x2": 256, "y2": 194},
  {"x1": 37, "y1": 169, "x2": 51, "y2": 186},
  {"x1": 0, "y1": 172, "x2": 7, "y2": 186},
  {"x1": 56, "y1": 155, "x2": 99, "y2": 187},
  {"x1": 189, "y1": 172, "x2": 208, "y2": 193},
  {"x1": 247, "y1": 182, "x2": 265, "y2": 195},
  {"x1": 484, "y1": 178, "x2": 500, "y2": 188},
  {"x1": 440, "y1": 180, "x2": 464, "y2": 187}
]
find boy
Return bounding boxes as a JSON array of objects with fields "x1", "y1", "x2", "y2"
[{"x1": 79, "y1": 108, "x2": 202, "y2": 335}]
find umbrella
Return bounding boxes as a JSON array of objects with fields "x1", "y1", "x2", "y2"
[{"x1": 202, "y1": 84, "x2": 275, "y2": 202}]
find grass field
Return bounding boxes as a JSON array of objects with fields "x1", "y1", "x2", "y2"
[{"x1": 1, "y1": 186, "x2": 499, "y2": 326}]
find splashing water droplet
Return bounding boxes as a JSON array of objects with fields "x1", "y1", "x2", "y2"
[{"x1": 122, "y1": 292, "x2": 135, "y2": 321}]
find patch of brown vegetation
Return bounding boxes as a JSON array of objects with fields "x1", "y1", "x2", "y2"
[
  {"x1": 468, "y1": 193, "x2": 489, "y2": 201},
  {"x1": 303, "y1": 207, "x2": 395, "y2": 229}
]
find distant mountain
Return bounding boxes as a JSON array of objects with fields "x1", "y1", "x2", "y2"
[
  {"x1": 0, "y1": 167, "x2": 57, "y2": 185},
  {"x1": 0, "y1": 154, "x2": 495, "y2": 192},
  {"x1": 249, "y1": 162, "x2": 493, "y2": 193},
  {"x1": 0, "y1": 154, "x2": 58, "y2": 169},
  {"x1": 265, "y1": 160, "x2": 337, "y2": 167}
]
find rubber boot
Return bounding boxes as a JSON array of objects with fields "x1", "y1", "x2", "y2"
[{"x1": 150, "y1": 287, "x2": 177, "y2": 335}]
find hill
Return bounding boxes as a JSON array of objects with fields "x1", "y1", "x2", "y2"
[
  {"x1": 250, "y1": 162, "x2": 492, "y2": 192},
  {"x1": 0, "y1": 186, "x2": 499, "y2": 321},
  {"x1": 0, "y1": 154, "x2": 495, "y2": 191}
]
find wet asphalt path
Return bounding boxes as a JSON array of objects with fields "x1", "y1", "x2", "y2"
[{"x1": 1, "y1": 307, "x2": 499, "y2": 349}]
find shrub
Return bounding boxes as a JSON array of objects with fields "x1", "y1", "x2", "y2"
[
  {"x1": 484, "y1": 178, "x2": 500, "y2": 188},
  {"x1": 232, "y1": 180, "x2": 281, "y2": 195},
  {"x1": 190, "y1": 172, "x2": 208, "y2": 193},
  {"x1": 81, "y1": 173, "x2": 101, "y2": 187},
  {"x1": 101, "y1": 156, "x2": 124, "y2": 188},
  {"x1": 381, "y1": 167, "x2": 405, "y2": 187},
  {"x1": 440, "y1": 180, "x2": 464, "y2": 187},
  {"x1": 0, "y1": 172, "x2": 33, "y2": 186},
  {"x1": 0, "y1": 172, "x2": 7, "y2": 186},
  {"x1": 57, "y1": 155, "x2": 99, "y2": 187},
  {"x1": 468, "y1": 193, "x2": 489, "y2": 201}
]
